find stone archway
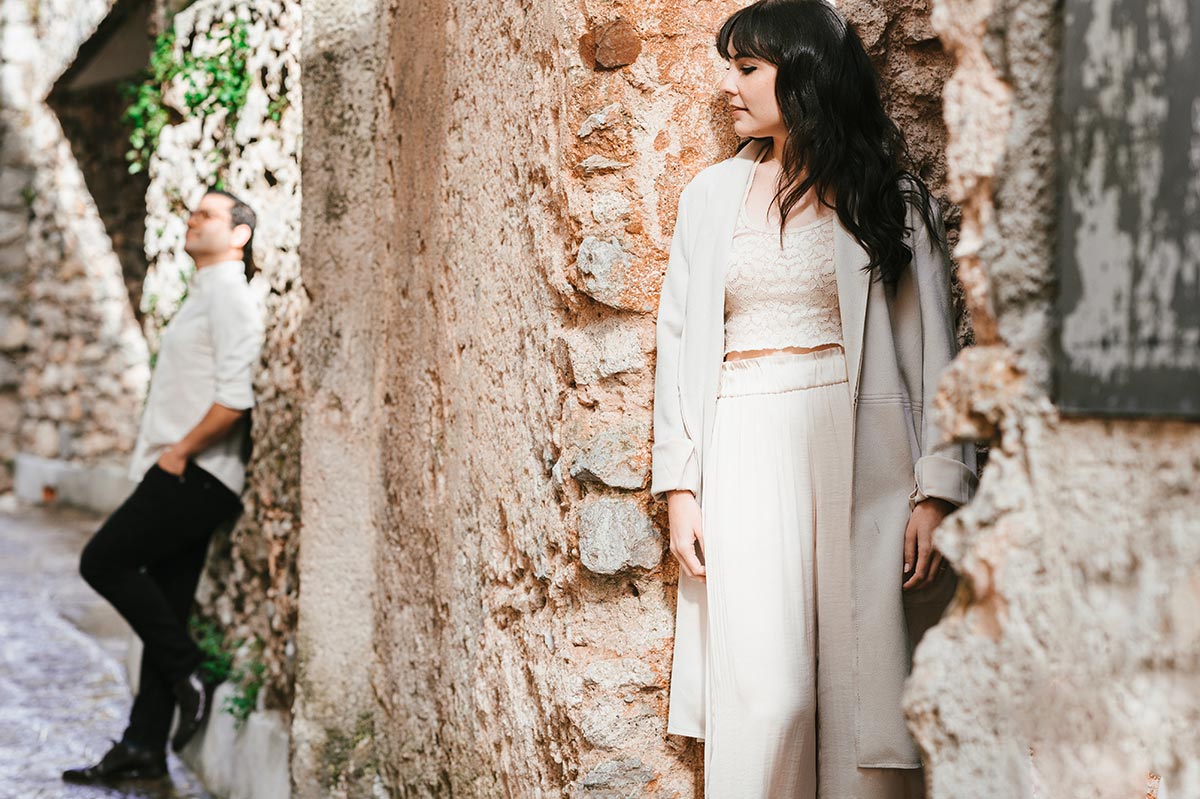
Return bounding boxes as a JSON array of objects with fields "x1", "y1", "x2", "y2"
[
  {"x1": 0, "y1": 0, "x2": 150, "y2": 506},
  {"x1": 47, "y1": 0, "x2": 152, "y2": 323}
]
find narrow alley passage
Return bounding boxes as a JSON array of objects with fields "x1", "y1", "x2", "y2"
[{"x1": 0, "y1": 499, "x2": 212, "y2": 799}]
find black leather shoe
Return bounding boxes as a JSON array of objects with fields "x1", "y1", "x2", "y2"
[
  {"x1": 171, "y1": 670, "x2": 216, "y2": 752},
  {"x1": 62, "y1": 740, "x2": 168, "y2": 783}
]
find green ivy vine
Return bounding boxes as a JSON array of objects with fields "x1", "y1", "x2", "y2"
[
  {"x1": 190, "y1": 617, "x2": 269, "y2": 728},
  {"x1": 121, "y1": 18, "x2": 253, "y2": 175}
]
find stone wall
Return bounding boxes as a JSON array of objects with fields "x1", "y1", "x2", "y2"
[
  {"x1": 298, "y1": 0, "x2": 957, "y2": 796},
  {"x1": 0, "y1": 0, "x2": 149, "y2": 495},
  {"x1": 50, "y1": 86, "x2": 150, "y2": 323},
  {"x1": 292, "y1": 2, "x2": 389, "y2": 794},
  {"x1": 139, "y1": 0, "x2": 304, "y2": 714},
  {"x1": 904, "y1": 0, "x2": 1200, "y2": 797}
]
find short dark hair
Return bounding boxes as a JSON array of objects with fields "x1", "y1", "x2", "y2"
[{"x1": 205, "y1": 188, "x2": 258, "y2": 279}]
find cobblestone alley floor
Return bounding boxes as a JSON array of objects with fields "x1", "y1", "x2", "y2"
[{"x1": 0, "y1": 497, "x2": 212, "y2": 799}]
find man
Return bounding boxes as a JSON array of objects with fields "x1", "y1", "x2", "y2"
[{"x1": 63, "y1": 189, "x2": 264, "y2": 784}]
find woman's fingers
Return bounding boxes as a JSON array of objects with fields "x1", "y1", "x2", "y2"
[
  {"x1": 668, "y1": 516, "x2": 705, "y2": 580},
  {"x1": 672, "y1": 533, "x2": 706, "y2": 580},
  {"x1": 903, "y1": 519, "x2": 918, "y2": 580},
  {"x1": 666, "y1": 491, "x2": 704, "y2": 580},
  {"x1": 920, "y1": 550, "x2": 943, "y2": 590},
  {"x1": 903, "y1": 529, "x2": 932, "y2": 590}
]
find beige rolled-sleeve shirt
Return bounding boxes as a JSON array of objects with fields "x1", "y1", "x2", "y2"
[{"x1": 128, "y1": 260, "x2": 264, "y2": 495}]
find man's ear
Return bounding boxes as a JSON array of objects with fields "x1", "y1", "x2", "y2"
[{"x1": 231, "y1": 223, "x2": 252, "y2": 249}]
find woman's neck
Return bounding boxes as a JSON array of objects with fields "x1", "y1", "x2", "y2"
[{"x1": 763, "y1": 134, "x2": 786, "y2": 166}]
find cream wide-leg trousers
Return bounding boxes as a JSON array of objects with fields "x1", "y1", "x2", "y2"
[{"x1": 667, "y1": 348, "x2": 923, "y2": 799}]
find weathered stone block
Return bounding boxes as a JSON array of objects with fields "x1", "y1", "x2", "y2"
[
  {"x1": 570, "y1": 417, "x2": 650, "y2": 489},
  {"x1": 593, "y1": 19, "x2": 642, "y2": 69},
  {"x1": 0, "y1": 315, "x2": 29, "y2": 350},
  {"x1": 578, "y1": 696, "x2": 662, "y2": 748},
  {"x1": 0, "y1": 359, "x2": 17, "y2": 390},
  {"x1": 28, "y1": 420, "x2": 59, "y2": 458},
  {"x1": 574, "y1": 756, "x2": 656, "y2": 797},
  {"x1": 578, "y1": 496, "x2": 663, "y2": 574},
  {"x1": 0, "y1": 167, "x2": 32, "y2": 210},
  {"x1": 575, "y1": 237, "x2": 652, "y2": 312},
  {"x1": 0, "y1": 393, "x2": 20, "y2": 430},
  {"x1": 0, "y1": 209, "x2": 25, "y2": 246},
  {"x1": 564, "y1": 322, "x2": 645, "y2": 384},
  {"x1": 583, "y1": 657, "x2": 659, "y2": 693},
  {"x1": 590, "y1": 191, "x2": 631, "y2": 224}
]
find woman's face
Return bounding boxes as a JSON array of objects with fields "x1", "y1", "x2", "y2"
[{"x1": 719, "y1": 52, "x2": 785, "y2": 141}]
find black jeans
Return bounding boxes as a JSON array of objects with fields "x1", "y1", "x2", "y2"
[{"x1": 79, "y1": 461, "x2": 241, "y2": 751}]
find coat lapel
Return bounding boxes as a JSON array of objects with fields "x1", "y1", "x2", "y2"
[
  {"x1": 834, "y1": 220, "x2": 871, "y2": 403},
  {"x1": 695, "y1": 140, "x2": 872, "y2": 458}
]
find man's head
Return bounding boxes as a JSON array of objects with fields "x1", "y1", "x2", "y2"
[{"x1": 184, "y1": 189, "x2": 257, "y2": 276}]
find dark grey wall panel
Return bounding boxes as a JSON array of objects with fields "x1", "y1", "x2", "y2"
[{"x1": 1056, "y1": 0, "x2": 1200, "y2": 417}]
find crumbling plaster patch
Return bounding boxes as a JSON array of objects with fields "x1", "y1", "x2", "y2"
[{"x1": 905, "y1": 1, "x2": 1200, "y2": 797}]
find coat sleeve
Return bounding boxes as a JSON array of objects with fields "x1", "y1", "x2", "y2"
[
  {"x1": 650, "y1": 185, "x2": 701, "y2": 500},
  {"x1": 907, "y1": 201, "x2": 978, "y2": 509}
]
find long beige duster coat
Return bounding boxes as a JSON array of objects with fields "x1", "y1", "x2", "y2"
[{"x1": 651, "y1": 139, "x2": 978, "y2": 768}]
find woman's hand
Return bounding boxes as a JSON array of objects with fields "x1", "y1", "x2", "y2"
[
  {"x1": 667, "y1": 490, "x2": 706, "y2": 581},
  {"x1": 902, "y1": 497, "x2": 956, "y2": 591}
]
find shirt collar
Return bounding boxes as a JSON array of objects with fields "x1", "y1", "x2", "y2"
[{"x1": 190, "y1": 260, "x2": 246, "y2": 290}]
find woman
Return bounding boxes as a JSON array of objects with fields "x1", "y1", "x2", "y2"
[{"x1": 650, "y1": 1, "x2": 977, "y2": 797}]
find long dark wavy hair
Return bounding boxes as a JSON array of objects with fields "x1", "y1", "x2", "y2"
[{"x1": 717, "y1": 0, "x2": 944, "y2": 287}]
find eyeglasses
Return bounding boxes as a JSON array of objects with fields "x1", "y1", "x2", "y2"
[{"x1": 188, "y1": 209, "x2": 232, "y2": 222}]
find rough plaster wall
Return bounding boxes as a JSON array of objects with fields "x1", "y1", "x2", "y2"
[
  {"x1": 0, "y1": 0, "x2": 149, "y2": 491},
  {"x1": 141, "y1": 0, "x2": 304, "y2": 712},
  {"x1": 360, "y1": 0, "x2": 753, "y2": 792},
  {"x1": 904, "y1": 1, "x2": 1200, "y2": 797},
  {"x1": 292, "y1": 2, "x2": 389, "y2": 796},
  {"x1": 294, "y1": 1, "x2": 956, "y2": 798}
]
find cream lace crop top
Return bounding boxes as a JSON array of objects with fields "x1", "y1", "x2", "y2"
[{"x1": 723, "y1": 195, "x2": 843, "y2": 357}]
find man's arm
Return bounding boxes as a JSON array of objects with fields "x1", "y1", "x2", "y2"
[{"x1": 156, "y1": 403, "x2": 247, "y2": 476}]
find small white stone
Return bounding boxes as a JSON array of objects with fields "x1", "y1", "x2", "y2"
[
  {"x1": 577, "y1": 103, "x2": 621, "y2": 138},
  {"x1": 577, "y1": 155, "x2": 630, "y2": 173}
]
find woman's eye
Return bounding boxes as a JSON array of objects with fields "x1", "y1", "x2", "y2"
[{"x1": 740, "y1": 66, "x2": 756, "y2": 74}]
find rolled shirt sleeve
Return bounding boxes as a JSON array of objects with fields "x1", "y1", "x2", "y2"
[{"x1": 208, "y1": 279, "x2": 264, "y2": 411}]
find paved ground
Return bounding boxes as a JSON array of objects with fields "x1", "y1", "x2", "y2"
[{"x1": 0, "y1": 497, "x2": 212, "y2": 799}]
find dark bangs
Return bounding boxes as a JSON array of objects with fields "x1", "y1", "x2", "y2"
[{"x1": 716, "y1": 3, "x2": 781, "y2": 63}]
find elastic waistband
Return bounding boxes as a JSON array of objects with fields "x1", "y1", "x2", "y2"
[{"x1": 718, "y1": 347, "x2": 848, "y2": 398}]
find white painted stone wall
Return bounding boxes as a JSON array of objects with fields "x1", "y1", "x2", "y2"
[
  {"x1": 138, "y1": 0, "x2": 305, "y2": 744},
  {"x1": 0, "y1": 0, "x2": 149, "y2": 497}
]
